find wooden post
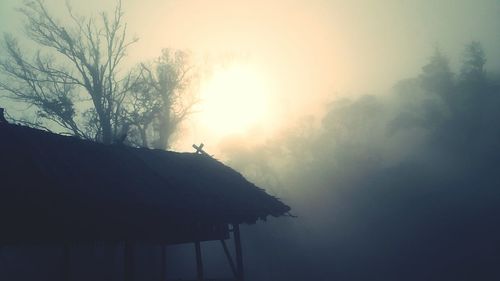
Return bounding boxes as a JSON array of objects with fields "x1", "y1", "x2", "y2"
[
  {"x1": 233, "y1": 224, "x2": 244, "y2": 281},
  {"x1": 124, "y1": 241, "x2": 134, "y2": 281},
  {"x1": 161, "y1": 245, "x2": 167, "y2": 281},
  {"x1": 220, "y1": 239, "x2": 238, "y2": 278},
  {"x1": 62, "y1": 243, "x2": 70, "y2": 281},
  {"x1": 194, "y1": 241, "x2": 204, "y2": 281}
]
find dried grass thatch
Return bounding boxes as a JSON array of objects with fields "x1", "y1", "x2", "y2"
[{"x1": 0, "y1": 123, "x2": 290, "y2": 244}]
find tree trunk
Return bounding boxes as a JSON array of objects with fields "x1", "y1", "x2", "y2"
[
  {"x1": 90, "y1": 84, "x2": 113, "y2": 145},
  {"x1": 139, "y1": 126, "x2": 149, "y2": 148},
  {"x1": 155, "y1": 107, "x2": 171, "y2": 150},
  {"x1": 101, "y1": 117, "x2": 113, "y2": 145}
]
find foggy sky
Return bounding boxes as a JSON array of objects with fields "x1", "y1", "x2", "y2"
[{"x1": 1, "y1": 0, "x2": 500, "y2": 148}]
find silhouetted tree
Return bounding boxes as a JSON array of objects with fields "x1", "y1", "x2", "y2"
[
  {"x1": 459, "y1": 41, "x2": 486, "y2": 84},
  {"x1": 125, "y1": 49, "x2": 196, "y2": 149},
  {"x1": 0, "y1": 0, "x2": 137, "y2": 144},
  {"x1": 391, "y1": 48, "x2": 454, "y2": 130},
  {"x1": 419, "y1": 47, "x2": 454, "y2": 101}
]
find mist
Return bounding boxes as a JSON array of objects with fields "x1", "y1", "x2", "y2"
[
  {"x1": 221, "y1": 50, "x2": 500, "y2": 279},
  {"x1": 208, "y1": 2, "x2": 500, "y2": 279},
  {"x1": 1, "y1": 0, "x2": 500, "y2": 280}
]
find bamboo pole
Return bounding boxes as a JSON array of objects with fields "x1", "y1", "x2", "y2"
[
  {"x1": 233, "y1": 224, "x2": 244, "y2": 281},
  {"x1": 124, "y1": 241, "x2": 134, "y2": 281},
  {"x1": 161, "y1": 245, "x2": 167, "y2": 281},
  {"x1": 194, "y1": 241, "x2": 204, "y2": 281},
  {"x1": 220, "y1": 239, "x2": 238, "y2": 278},
  {"x1": 62, "y1": 243, "x2": 70, "y2": 281}
]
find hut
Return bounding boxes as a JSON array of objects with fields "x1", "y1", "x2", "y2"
[{"x1": 0, "y1": 110, "x2": 290, "y2": 281}]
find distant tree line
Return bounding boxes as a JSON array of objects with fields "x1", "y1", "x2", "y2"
[
  {"x1": 0, "y1": 0, "x2": 196, "y2": 149},
  {"x1": 224, "y1": 41, "x2": 500, "y2": 281},
  {"x1": 234, "y1": 40, "x2": 498, "y2": 183}
]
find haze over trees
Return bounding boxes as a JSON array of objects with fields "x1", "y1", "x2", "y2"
[
  {"x1": 222, "y1": 41, "x2": 500, "y2": 281},
  {"x1": 0, "y1": 0, "x2": 194, "y2": 147}
]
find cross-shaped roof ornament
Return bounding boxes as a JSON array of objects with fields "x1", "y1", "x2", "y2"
[{"x1": 192, "y1": 143, "x2": 210, "y2": 157}]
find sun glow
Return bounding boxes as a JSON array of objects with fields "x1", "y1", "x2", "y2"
[{"x1": 198, "y1": 62, "x2": 272, "y2": 136}]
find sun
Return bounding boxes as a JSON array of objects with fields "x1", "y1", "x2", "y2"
[{"x1": 198, "y1": 62, "x2": 271, "y2": 136}]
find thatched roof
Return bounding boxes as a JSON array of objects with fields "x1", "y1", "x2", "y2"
[{"x1": 0, "y1": 122, "x2": 290, "y2": 244}]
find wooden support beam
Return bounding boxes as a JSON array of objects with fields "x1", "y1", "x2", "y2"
[
  {"x1": 124, "y1": 241, "x2": 134, "y2": 281},
  {"x1": 161, "y1": 245, "x2": 167, "y2": 281},
  {"x1": 194, "y1": 241, "x2": 204, "y2": 281},
  {"x1": 233, "y1": 224, "x2": 244, "y2": 281},
  {"x1": 220, "y1": 239, "x2": 238, "y2": 278},
  {"x1": 62, "y1": 243, "x2": 70, "y2": 281}
]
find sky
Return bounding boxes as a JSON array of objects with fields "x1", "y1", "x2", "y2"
[{"x1": 1, "y1": 0, "x2": 499, "y2": 153}]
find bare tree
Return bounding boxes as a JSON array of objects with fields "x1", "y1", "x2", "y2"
[
  {"x1": 125, "y1": 49, "x2": 196, "y2": 149},
  {"x1": 0, "y1": 0, "x2": 137, "y2": 144}
]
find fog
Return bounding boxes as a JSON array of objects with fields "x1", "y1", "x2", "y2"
[
  {"x1": 3, "y1": 0, "x2": 500, "y2": 145},
  {"x1": 1, "y1": 0, "x2": 500, "y2": 280}
]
